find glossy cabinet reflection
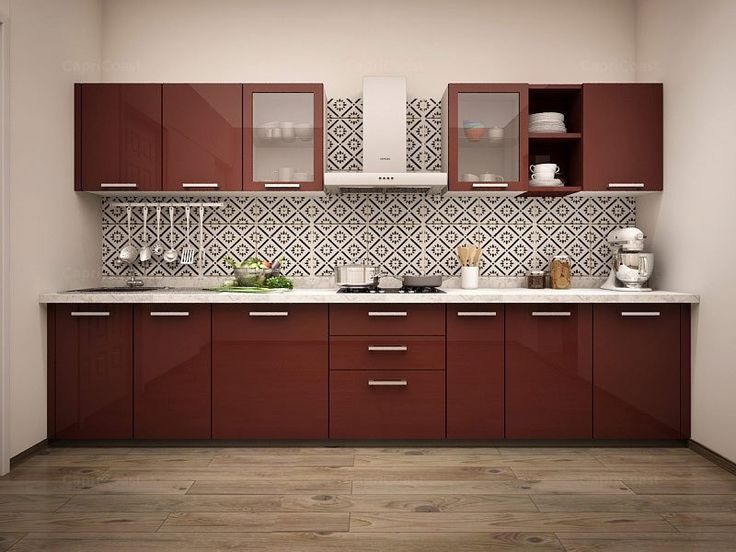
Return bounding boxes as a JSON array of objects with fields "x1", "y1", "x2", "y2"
[
  {"x1": 212, "y1": 305, "x2": 328, "y2": 439},
  {"x1": 583, "y1": 83, "x2": 663, "y2": 192},
  {"x1": 445, "y1": 84, "x2": 528, "y2": 192},
  {"x1": 244, "y1": 84, "x2": 324, "y2": 192},
  {"x1": 77, "y1": 84, "x2": 162, "y2": 191},
  {"x1": 163, "y1": 84, "x2": 243, "y2": 191},
  {"x1": 134, "y1": 305, "x2": 211, "y2": 439},
  {"x1": 54, "y1": 305, "x2": 133, "y2": 439},
  {"x1": 594, "y1": 305, "x2": 681, "y2": 439},
  {"x1": 446, "y1": 305, "x2": 505, "y2": 439},
  {"x1": 505, "y1": 305, "x2": 593, "y2": 439}
]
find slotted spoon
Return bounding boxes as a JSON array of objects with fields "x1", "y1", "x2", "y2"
[{"x1": 179, "y1": 206, "x2": 197, "y2": 265}]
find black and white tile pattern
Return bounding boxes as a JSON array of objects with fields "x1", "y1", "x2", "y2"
[{"x1": 102, "y1": 195, "x2": 636, "y2": 279}]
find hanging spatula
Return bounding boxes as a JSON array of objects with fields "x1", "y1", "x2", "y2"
[{"x1": 179, "y1": 206, "x2": 197, "y2": 265}]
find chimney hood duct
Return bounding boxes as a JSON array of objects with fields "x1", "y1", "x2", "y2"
[{"x1": 324, "y1": 77, "x2": 447, "y2": 194}]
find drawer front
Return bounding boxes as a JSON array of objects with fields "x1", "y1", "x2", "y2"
[
  {"x1": 330, "y1": 336, "x2": 445, "y2": 371},
  {"x1": 329, "y1": 304, "x2": 445, "y2": 336},
  {"x1": 447, "y1": 305, "x2": 503, "y2": 339},
  {"x1": 330, "y1": 370, "x2": 445, "y2": 439},
  {"x1": 214, "y1": 304, "x2": 327, "y2": 341}
]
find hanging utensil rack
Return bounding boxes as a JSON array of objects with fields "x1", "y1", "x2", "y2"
[{"x1": 109, "y1": 201, "x2": 224, "y2": 209}]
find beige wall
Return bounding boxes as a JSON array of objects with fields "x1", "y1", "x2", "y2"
[
  {"x1": 636, "y1": 0, "x2": 736, "y2": 461},
  {"x1": 7, "y1": 0, "x2": 102, "y2": 457},
  {"x1": 100, "y1": 0, "x2": 637, "y2": 94}
]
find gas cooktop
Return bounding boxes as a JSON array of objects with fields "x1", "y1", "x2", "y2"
[{"x1": 337, "y1": 286, "x2": 445, "y2": 294}]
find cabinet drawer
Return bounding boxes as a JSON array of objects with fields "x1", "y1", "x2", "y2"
[
  {"x1": 330, "y1": 336, "x2": 444, "y2": 371},
  {"x1": 215, "y1": 304, "x2": 327, "y2": 341},
  {"x1": 330, "y1": 370, "x2": 445, "y2": 439},
  {"x1": 447, "y1": 305, "x2": 503, "y2": 339},
  {"x1": 329, "y1": 305, "x2": 445, "y2": 336}
]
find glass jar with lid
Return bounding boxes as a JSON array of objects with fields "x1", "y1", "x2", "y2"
[{"x1": 549, "y1": 254, "x2": 572, "y2": 289}]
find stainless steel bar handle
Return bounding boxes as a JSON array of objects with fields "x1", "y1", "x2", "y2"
[
  {"x1": 621, "y1": 311, "x2": 661, "y2": 317},
  {"x1": 457, "y1": 311, "x2": 497, "y2": 317},
  {"x1": 368, "y1": 311, "x2": 408, "y2": 317},
  {"x1": 71, "y1": 311, "x2": 110, "y2": 317},
  {"x1": 472, "y1": 183, "x2": 508, "y2": 189},
  {"x1": 368, "y1": 346, "x2": 408, "y2": 352},
  {"x1": 608, "y1": 183, "x2": 645, "y2": 189},
  {"x1": 264, "y1": 183, "x2": 301, "y2": 189},
  {"x1": 368, "y1": 379, "x2": 408, "y2": 387},
  {"x1": 100, "y1": 183, "x2": 137, "y2": 188},
  {"x1": 181, "y1": 183, "x2": 219, "y2": 189},
  {"x1": 150, "y1": 311, "x2": 190, "y2": 317},
  {"x1": 249, "y1": 311, "x2": 289, "y2": 317},
  {"x1": 532, "y1": 311, "x2": 572, "y2": 317}
]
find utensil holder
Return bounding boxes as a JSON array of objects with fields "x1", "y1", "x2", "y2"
[{"x1": 461, "y1": 266, "x2": 479, "y2": 289}]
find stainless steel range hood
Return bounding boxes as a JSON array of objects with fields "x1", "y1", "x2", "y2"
[{"x1": 324, "y1": 77, "x2": 447, "y2": 194}]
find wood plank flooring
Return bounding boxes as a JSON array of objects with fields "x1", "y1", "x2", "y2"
[{"x1": 0, "y1": 446, "x2": 735, "y2": 551}]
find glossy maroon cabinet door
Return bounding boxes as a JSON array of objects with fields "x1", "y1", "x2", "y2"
[
  {"x1": 583, "y1": 83, "x2": 663, "y2": 192},
  {"x1": 594, "y1": 305, "x2": 681, "y2": 439},
  {"x1": 78, "y1": 84, "x2": 162, "y2": 191},
  {"x1": 54, "y1": 305, "x2": 133, "y2": 439},
  {"x1": 506, "y1": 305, "x2": 593, "y2": 439},
  {"x1": 330, "y1": 370, "x2": 445, "y2": 439},
  {"x1": 212, "y1": 305, "x2": 328, "y2": 439},
  {"x1": 446, "y1": 305, "x2": 504, "y2": 439},
  {"x1": 163, "y1": 84, "x2": 243, "y2": 192},
  {"x1": 134, "y1": 305, "x2": 211, "y2": 439}
]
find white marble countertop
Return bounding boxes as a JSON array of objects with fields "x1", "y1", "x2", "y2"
[{"x1": 39, "y1": 287, "x2": 700, "y2": 304}]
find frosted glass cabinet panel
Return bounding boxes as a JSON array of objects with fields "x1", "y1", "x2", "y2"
[
  {"x1": 244, "y1": 84, "x2": 324, "y2": 192},
  {"x1": 445, "y1": 84, "x2": 528, "y2": 192}
]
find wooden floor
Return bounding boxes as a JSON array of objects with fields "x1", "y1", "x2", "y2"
[{"x1": 0, "y1": 446, "x2": 735, "y2": 551}]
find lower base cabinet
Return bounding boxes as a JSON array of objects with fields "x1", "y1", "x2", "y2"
[
  {"x1": 447, "y1": 305, "x2": 504, "y2": 439},
  {"x1": 594, "y1": 304, "x2": 683, "y2": 439},
  {"x1": 506, "y1": 304, "x2": 593, "y2": 439},
  {"x1": 53, "y1": 304, "x2": 133, "y2": 439},
  {"x1": 330, "y1": 370, "x2": 445, "y2": 439},
  {"x1": 212, "y1": 305, "x2": 328, "y2": 439},
  {"x1": 134, "y1": 305, "x2": 211, "y2": 439}
]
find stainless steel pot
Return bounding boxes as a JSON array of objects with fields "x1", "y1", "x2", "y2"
[
  {"x1": 334, "y1": 264, "x2": 382, "y2": 288},
  {"x1": 402, "y1": 274, "x2": 444, "y2": 288}
]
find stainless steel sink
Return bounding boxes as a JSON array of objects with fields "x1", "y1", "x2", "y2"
[{"x1": 68, "y1": 287, "x2": 166, "y2": 293}]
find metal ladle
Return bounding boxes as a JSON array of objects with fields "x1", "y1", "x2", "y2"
[
  {"x1": 119, "y1": 206, "x2": 138, "y2": 264},
  {"x1": 163, "y1": 206, "x2": 178, "y2": 264},
  {"x1": 139, "y1": 206, "x2": 152, "y2": 262},
  {"x1": 152, "y1": 206, "x2": 164, "y2": 256}
]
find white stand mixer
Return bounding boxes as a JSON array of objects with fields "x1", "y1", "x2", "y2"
[{"x1": 600, "y1": 227, "x2": 654, "y2": 292}]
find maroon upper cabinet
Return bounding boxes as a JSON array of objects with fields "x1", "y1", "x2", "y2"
[
  {"x1": 444, "y1": 84, "x2": 529, "y2": 193},
  {"x1": 582, "y1": 83, "x2": 663, "y2": 192},
  {"x1": 54, "y1": 305, "x2": 133, "y2": 440},
  {"x1": 163, "y1": 84, "x2": 243, "y2": 192},
  {"x1": 134, "y1": 305, "x2": 211, "y2": 439},
  {"x1": 446, "y1": 305, "x2": 505, "y2": 439},
  {"x1": 212, "y1": 305, "x2": 328, "y2": 439},
  {"x1": 77, "y1": 84, "x2": 162, "y2": 192},
  {"x1": 244, "y1": 84, "x2": 324, "y2": 192},
  {"x1": 594, "y1": 304, "x2": 682, "y2": 439},
  {"x1": 505, "y1": 304, "x2": 593, "y2": 439}
]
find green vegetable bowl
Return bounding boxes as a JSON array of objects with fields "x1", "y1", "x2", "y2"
[{"x1": 233, "y1": 267, "x2": 267, "y2": 287}]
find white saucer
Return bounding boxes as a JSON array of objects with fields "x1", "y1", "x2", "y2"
[{"x1": 528, "y1": 178, "x2": 563, "y2": 187}]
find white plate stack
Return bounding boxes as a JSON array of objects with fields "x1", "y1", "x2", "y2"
[{"x1": 529, "y1": 112, "x2": 566, "y2": 133}]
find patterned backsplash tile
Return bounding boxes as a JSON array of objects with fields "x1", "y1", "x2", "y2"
[
  {"x1": 101, "y1": 97, "x2": 636, "y2": 280},
  {"x1": 102, "y1": 194, "x2": 636, "y2": 279}
]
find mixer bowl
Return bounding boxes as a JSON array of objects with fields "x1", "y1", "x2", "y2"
[{"x1": 614, "y1": 252, "x2": 654, "y2": 288}]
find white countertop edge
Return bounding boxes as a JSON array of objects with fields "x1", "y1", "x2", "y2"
[{"x1": 38, "y1": 288, "x2": 700, "y2": 304}]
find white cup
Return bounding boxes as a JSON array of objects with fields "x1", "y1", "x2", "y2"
[
  {"x1": 462, "y1": 173, "x2": 479, "y2": 182},
  {"x1": 280, "y1": 121, "x2": 295, "y2": 142},
  {"x1": 277, "y1": 167, "x2": 294, "y2": 181},
  {"x1": 480, "y1": 173, "x2": 502, "y2": 182},
  {"x1": 461, "y1": 266, "x2": 479, "y2": 289},
  {"x1": 262, "y1": 121, "x2": 279, "y2": 140},
  {"x1": 488, "y1": 126, "x2": 504, "y2": 140},
  {"x1": 530, "y1": 163, "x2": 559, "y2": 174},
  {"x1": 531, "y1": 172, "x2": 555, "y2": 181}
]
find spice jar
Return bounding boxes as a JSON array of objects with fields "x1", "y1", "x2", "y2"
[
  {"x1": 549, "y1": 254, "x2": 572, "y2": 289},
  {"x1": 527, "y1": 271, "x2": 545, "y2": 289}
]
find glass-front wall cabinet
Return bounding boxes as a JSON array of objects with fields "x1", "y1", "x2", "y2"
[
  {"x1": 244, "y1": 84, "x2": 324, "y2": 191},
  {"x1": 445, "y1": 84, "x2": 528, "y2": 192}
]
